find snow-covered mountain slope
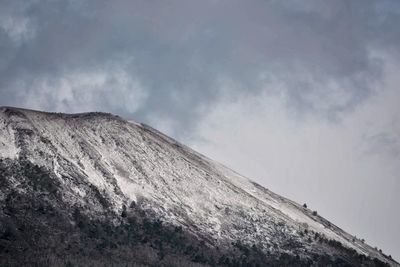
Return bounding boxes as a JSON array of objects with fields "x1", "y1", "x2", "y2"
[{"x1": 0, "y1": 106, "x2": 397, "y2": 266}]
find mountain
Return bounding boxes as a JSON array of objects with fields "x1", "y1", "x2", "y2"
[{"x1": 0, "y1": 106, "x2": 397, "y2": 267}]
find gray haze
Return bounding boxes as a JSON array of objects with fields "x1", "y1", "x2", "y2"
[{"x1": 1, "y1": 0, "x2": 399, "y2": 260}]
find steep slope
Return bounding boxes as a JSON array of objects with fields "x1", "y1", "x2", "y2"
[{"x1": 0, "y1": 106, "x2": 397, "y2": 266}]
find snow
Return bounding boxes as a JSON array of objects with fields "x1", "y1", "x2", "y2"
[
  {"x1": 0, "y1": 106, "x2": 396, "y2": 265},
  {"x1": 0, "y1": 110, "x2": 19, "y2": 159}
]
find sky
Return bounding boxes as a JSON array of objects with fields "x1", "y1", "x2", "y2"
[{"x1": 1, "y1": 0, "x2": 399, "y2": 260}]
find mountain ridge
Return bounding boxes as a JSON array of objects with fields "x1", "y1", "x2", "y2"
[{"x1": 0, "y1": 106, "x2": 397, "y2": 266}]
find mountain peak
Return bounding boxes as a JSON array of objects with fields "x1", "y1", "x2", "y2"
[
  {"x1": 0, "y1": 106, "x2": 123, "y2": 120},
  {"x1": 0, "y1": 107, "x2": 397, "y2": 266}
]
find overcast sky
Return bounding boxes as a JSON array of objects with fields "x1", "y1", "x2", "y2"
[{"x1": 1, "y1": 0, "x2": 399, "y2": 260}]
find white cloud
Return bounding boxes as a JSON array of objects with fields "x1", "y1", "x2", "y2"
[
  {"x1": 14, "y1": 58, "x2": 148, "y2": 114},
  {"x1": 0, "y1": 2, "x2": 36, "y2": 45},
  {"x1": 0, "y1": 14, "x2": 35, "y2": 44}
]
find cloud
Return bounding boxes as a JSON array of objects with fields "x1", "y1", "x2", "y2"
[
  {"x1": 0, "y1": 14, "x2": 35, "y2": 44},
  {"x1": 0, "y1": 0, "x2": 399, "y2": 137},
  {"x1": 365, "y1": 132, "x2": 400, "y2": 158},
  {"x1": 187, "y1": 53, "x2": 400, "y2": 259},
  {"x1": 10, "y1": 57, "x2": 147, "y2": 115},
  {"x1": 0, "y1": 1, "x2": 36, "y2": 44}
]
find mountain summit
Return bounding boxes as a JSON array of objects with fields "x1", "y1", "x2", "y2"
[{"x1": 0, "y1": 106, "x2": 397, "y2": 266}]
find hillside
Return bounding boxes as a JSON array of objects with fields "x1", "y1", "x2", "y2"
[{"x1": 0, "y1": 106, "x2": 397, "y2": 266}]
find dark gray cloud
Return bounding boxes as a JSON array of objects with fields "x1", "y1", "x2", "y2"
[{"x1": 0, "y1": 0, "x2": 400, "y2": 134}]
